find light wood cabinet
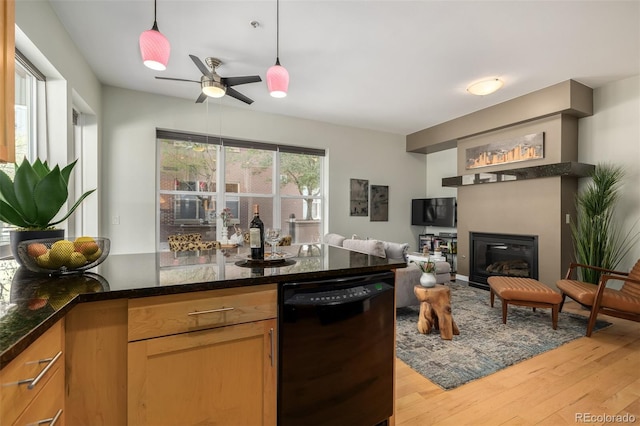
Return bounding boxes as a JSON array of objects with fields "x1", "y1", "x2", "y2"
[
  {"x1": 127, "y1": 285, "x2": 277, "y2": 426},
  {"x1": 0, "y1": 319, "x2": 65, "y2": 426},
  {"x1": 65, "y1": 299, "x2": 128, "y2": 426}
]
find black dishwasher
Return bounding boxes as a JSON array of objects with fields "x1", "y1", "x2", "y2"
[{"x1": 278, "y1": 271, "x2": 395, "y2": 426}]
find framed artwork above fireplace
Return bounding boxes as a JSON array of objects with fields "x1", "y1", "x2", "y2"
[{"x1": 465, "y1": 132, "x2": 544, "y2": 170}]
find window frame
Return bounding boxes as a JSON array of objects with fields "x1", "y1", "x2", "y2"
[{"x1": 156, "y1": 129, "x2": 325, "y2": 250}]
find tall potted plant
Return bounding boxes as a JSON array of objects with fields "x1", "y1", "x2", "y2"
[
  {"x1": 0, "y1": 158, "x2": 95, "y2": 264},
  {"x1": 571, "y1": 163, "x2": 639, "y2": 283}
]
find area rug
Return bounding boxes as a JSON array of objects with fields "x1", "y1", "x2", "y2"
[{"x1": 395, "y1": 282, "x2": 611, "y2": 390}]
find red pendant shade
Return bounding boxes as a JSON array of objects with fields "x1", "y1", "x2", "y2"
[
  {"x1": 268, "y1": 0, "x2": 288, "y2": 98},
  {"x1": 139, "y1": 0, "x2": 170, "y2": 71},
  {"x1": 139, "y1": 23, "x2": 170, "y2": 71},
  {"x1": 267, "y1": 59, "x2": 289, "y2": 98}
]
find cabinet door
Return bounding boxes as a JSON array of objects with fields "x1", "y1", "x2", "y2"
[{"x1": 128, "y1": 319, "x2": 276, "y2": 426}]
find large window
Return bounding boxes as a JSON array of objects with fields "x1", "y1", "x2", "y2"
[
  {"x1": 0, "y1": 50, "x2": 41, "y2": 250},
  {"x1": 157, "y1": 130, "x2": 325, "y2": 249}
]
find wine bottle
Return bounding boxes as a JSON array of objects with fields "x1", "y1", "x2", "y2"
[{"x1": 249, "y1": 204, "x2": 265, "y2": 260}]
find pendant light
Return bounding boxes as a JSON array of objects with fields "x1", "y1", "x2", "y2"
[
  {"x1": 266, "y1": 0, "x2": 289, "y2": 98},
  {"x1": 139, "y1": 0, "x2": 171, "y2": 71}
]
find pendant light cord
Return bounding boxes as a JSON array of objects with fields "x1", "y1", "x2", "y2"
[
  {"x1": 276, "y1": 0, "x2": 280, "y2": 61},
  {"x1": 152, "y1": 0, "x2": 159, "y2": 31}
]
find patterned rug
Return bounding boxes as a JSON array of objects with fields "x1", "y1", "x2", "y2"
[{"x1": 395, "y1": 281, "x2": 611, "y2": 390}]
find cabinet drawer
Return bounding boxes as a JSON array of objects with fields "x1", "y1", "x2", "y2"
[
  {"x1": 128, "y1": 285, "x2": 277, "y2": 341},
  {"x1": 0, "y1": 321, "x2": 64, "y2": 426},
  {"x1": 13, "y1": 366, "x2": 65, "y2": 426}
]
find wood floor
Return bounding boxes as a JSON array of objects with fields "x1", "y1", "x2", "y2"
[{"x1": 394, "y1": 299, "x2": 640, "y2": 426}]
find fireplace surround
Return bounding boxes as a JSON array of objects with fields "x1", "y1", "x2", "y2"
[{"x1": 469, "y1": 232, "x2": 538, "y2": 290}]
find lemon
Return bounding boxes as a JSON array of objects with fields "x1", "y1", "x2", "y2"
[
  {"x1": 36, "y1": 252, "x2": 56, "y2": 269},
  {"x1": 49, "y1": 240, "x2": 75, "y2": 266},
  {"x1": 67, "y1": 252, "x2": 88, "y2": 269}
]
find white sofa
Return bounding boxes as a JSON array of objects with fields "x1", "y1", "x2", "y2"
[{"x1": 323, "y1": 233, "x2": 452, "y2": 307}]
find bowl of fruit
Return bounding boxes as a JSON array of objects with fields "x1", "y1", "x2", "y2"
[{"x1": 17, "y1": 236, "x2": 110, "y2": 275}]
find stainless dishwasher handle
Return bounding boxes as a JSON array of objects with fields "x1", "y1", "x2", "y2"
[
  {"x1": 30, "y1": 408, "x2": 63, "y2": 425},
  {"x1": 187, "y1": 306, "x2": 235, "y2": 316},
  {"x1": 18, "y1": 351, "x2": 63, "y2": 390}
]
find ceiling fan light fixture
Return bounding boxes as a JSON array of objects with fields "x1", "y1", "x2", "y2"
[
  {"x1": 202, "y1": 80, "x2": 227, "y2": 98},
  {"x1": 466, "y1": 78, "x2": 504, "y2": 96},
  {"x1": 267, "y1": 58, "x2": 289, "y2": 98},
  {"x1": 139, "y1": 0, "x2": 170, "y2": 71}
]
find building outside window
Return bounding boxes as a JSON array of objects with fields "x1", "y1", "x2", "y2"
[{"x1": 157, "y1": 130, "x2": 324, "y2": 250}]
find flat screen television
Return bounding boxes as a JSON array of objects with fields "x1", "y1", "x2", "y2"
[{"x1": 411, "y1": 197, "x2": 457, "y2": 227}]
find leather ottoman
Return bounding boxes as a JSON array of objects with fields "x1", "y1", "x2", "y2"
[{"x1": 487, "y1": 276, "x2": 563, "y2": 329}]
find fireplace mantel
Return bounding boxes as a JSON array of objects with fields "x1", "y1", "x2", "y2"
[{"x1": 441, "y1": 161, "x2": 594, "y2": 188}]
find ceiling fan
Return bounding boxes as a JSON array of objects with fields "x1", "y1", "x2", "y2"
[{"x1": 156, "y1": 55, "x2": 262, "y2": 105}]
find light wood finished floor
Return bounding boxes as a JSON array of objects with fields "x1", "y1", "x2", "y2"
[{"x1": 395, "y1": 299, "x2": 640, "y2": 426}]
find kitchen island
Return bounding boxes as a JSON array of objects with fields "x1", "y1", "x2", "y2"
[{"x1": 0, "y1": 244, "x2": 405, "y2": 425}]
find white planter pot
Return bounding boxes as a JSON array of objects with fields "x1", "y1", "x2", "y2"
[{"x1": 420, "y1": 272, "x2": 437, "y2": 288}]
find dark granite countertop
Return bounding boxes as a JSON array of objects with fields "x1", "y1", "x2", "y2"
[{"x1": 0, "y1": 244, "x2": 405, "y2": 369}]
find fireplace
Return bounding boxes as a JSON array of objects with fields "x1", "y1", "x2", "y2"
[{"x1": 469, "y1": 232, "x2": 538, "y2": 290}]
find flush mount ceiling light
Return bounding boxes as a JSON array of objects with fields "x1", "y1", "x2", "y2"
[
  {"x1": 466, "y1": 78, "x2": 504, "y2": 96},
  {"x1": 266, "y1": 0, "x2": 289, "y2": 98},
  {"x1": 201, "y1": 78, "x2": 227, "y2": 98},
  {"x1": 139, "y1": 0, "x2": 171, "y2": 71}
]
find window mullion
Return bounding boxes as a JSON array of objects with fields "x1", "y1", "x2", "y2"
[{"x1": 273, "y1": 150, "x2": 280, "y2": 229}]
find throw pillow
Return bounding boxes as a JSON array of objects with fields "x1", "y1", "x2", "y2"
[
  {"x1": 324, "y1": 233, "x2": 347, "y2": 247},
  {"x1": 383, "y1": 241, "x2": 409, "y2": 261},
  {"x1": 342, "y1": 239, "x2": 387, "y2": 258}
]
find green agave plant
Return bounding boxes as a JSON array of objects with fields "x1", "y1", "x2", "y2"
[
  {"x1": 571, "y1": 163, "x2": 639, "y2": 284},
  {"x1": 0, "y1": 158, "x2": 95, "y2": 230}
]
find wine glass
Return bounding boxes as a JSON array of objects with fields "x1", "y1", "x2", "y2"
[{"x1": 266, "y1": 228, "x2": 281, "y2": 258}]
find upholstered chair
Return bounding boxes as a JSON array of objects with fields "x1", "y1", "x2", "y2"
[{"x1": 556, "y1": 259, "x2": 640, "y2": 336}]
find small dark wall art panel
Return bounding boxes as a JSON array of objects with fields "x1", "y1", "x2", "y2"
[
  {"x1": 370, "y1": 185, "x2": 389, "y2": 222},
  {"x1": 350, "y1": 178, "x2": 369, "y2": 216}
]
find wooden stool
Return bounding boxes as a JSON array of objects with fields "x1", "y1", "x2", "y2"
[
  {"x1": 413, "y1": 285, "x2": 460, "y2": 340},
  {"x1": 488, "y1": 277, "x2": 563, "y2": 329}
]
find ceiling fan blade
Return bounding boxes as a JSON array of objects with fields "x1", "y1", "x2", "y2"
[
  {"x1": 195, "y1": 92, "x2": 208, "y2": 104},
  {"x1": 225, "y1": 87, "x2": 254, "y2": 105},
  {"x1": 189, "y1": 54, "x2": 213, "y2": 78},
  {"x1": 155, "y1": 76, "x2": 200, "y2": 83},
  {"x1": 222, "y1": 75, "x2": 262, "y2": 87}
]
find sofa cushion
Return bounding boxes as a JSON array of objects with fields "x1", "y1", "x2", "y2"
[
  {"x1": 342, "y1": 239, "x2": 387, "y2": 258},
  {"x1": 324, "y1": 233, "x2": 347, "y2": 247},
  {"x1": 383, "y1": 241, "x2": 409, "y2": 261}
]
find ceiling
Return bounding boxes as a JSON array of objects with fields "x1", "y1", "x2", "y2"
[{"x1": 45, "y1": 0, "x2": 639, "y2": 136}]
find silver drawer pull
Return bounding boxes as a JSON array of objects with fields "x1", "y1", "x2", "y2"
[
  {"x1": 18, "y1": 351, "x2": 63, "y2": 390},
  {"x1": 188, "y1": 306, "x2": 235, "y2": 316},
  {"x1": 29, "y1": 408, "x2": 63, "y2": 425}
]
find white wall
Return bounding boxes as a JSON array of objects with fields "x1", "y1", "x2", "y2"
[
  {"x1": 578, "y1": 75, "x2": 640, "y2": 271},
  {"x1": 102, "y1": 86, "x2": 426, "y2": 254},
  {"x1": 15, "y1": 0, "x2": 101, "y2": 237}
]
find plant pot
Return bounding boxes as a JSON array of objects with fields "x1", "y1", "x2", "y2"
[
  {"x1": 420, "y1": 272, "x2": 437, "y2": 288},
  {"x1": 10, "y1": 229, "x2": 65, "y2": 266}
]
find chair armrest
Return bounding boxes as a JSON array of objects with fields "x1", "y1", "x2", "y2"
[{"x1": 564, "y1": 262, "x2": 629, "y2": 280}]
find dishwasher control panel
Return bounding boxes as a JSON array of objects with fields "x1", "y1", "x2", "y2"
[{"x1": 284, "y1": 282, "x2": 391, "y2": 306}]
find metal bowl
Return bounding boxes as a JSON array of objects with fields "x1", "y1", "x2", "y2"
[{"x1": 17, "y1": 237, "x2": 110, "y2": 275}]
